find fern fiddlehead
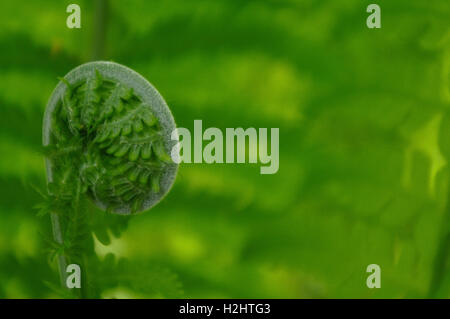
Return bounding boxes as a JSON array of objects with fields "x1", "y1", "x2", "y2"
[{"x1": 42, "y1": 61, "x2": 178, "y2": 296}]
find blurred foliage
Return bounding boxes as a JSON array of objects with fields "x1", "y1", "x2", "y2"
[{"x1": 0, "y1": 0, "x2": 449, "y2": 298}]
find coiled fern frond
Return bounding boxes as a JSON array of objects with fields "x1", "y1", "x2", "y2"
[
  {"x1": 44, "y1": 61, "x2": 178, "y2": 214},
  {"x1": 41, "y1": 62, "x2": 179, "y2": 297}
]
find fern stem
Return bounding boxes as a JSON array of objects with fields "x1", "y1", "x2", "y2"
[
  {"x1": 51, "y1": 213, "x2": 68, "y2": 289},
  {"x1": 91, "y1": 0, "x2": 109, "y2": 60},
  {"x1": 427, "y1": 176, "x2": 450, "y2": 297}
]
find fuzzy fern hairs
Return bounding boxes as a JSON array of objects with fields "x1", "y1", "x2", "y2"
[{"x1": 43, "y1": 61, "x2": 178, "y2": 214}]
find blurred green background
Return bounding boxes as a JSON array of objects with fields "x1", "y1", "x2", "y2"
[{"x1": 0, "y1": 0, "x2": 449, "y2": 298}]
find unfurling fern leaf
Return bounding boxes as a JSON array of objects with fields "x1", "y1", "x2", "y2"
[
  {"x1": 41, "y1": 61, "x2": 180, "y2": 298},
  {"x1": 45, "y1": 61, "x2": 178, "y2": 214}
]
